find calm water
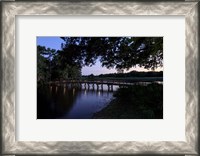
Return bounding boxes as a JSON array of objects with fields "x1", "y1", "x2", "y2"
[{"x1": 37, "y1": 84, "x2": 118, "y2": 119}]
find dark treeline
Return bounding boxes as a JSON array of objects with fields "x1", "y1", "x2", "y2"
[{"x1": 87, "y1": 70, "x2": 163, "y2": 78}]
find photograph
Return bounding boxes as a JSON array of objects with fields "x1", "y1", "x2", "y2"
[{"x1": 37, "y1": 37, "x2": 163, "y2": 119}]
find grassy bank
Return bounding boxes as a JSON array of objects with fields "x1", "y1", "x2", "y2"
[{"x1": 93, "y1": 83, "x2": 163, "y2": 119}]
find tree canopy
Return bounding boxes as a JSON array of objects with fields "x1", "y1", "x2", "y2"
[
  {"x1": 37, "y1": 37, "x2": 163, "y2": 82},
  {"x1": 60, "y1": 37, "x2": 163, "y2": 70}
]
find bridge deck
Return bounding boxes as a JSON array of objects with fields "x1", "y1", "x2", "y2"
[{"x1": 49, "y1": 78, "x2": 163, "y2": 86}]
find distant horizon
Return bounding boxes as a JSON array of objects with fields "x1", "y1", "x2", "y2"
[
  {"x1": 37, "y1": 37, "x2": 163, "y2": 75},
  {"x1": 81, "y1": 68, "x2": 163, "y2": 76}
]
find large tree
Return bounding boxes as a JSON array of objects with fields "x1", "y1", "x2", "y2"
[
  {"x1": 37, "y1": 45, "x2": 82, "y2": 82},
  {"x1": 37, "y1": 46, "x2": 54, "y2": 83}
]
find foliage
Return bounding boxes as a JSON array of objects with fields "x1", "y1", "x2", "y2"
[
  {"x1": 37, "y1": 46, "x2": 51, "y2": 84},
  {"x1": 94, "y1": 83, "x2": 163, "y2": 119},
  {"x1": 60, "y1": 37, "x2": 163, "y2": 70},
  {"x1": 37, "y1": 45, "x2": 81, "y2": 83}
]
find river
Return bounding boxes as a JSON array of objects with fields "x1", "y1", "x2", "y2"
[{"x1": 37, "y1": 84, "x2": 118, "y2": 119}]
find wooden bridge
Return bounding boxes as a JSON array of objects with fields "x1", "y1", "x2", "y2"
[{"x1": 49, "y1": 77, "x2": 163, "y2": 91}]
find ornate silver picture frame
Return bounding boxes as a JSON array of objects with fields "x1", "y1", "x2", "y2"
[{"x1": 1, "y1": 1, "x2": 199, "y2": 155}]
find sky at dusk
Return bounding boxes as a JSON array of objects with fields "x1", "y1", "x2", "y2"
[{"x1": 37, "y1": 37, "x2": 162, "y2": 75}]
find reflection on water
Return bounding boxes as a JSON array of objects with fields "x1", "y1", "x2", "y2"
[
  {"x1": 37, "y1": 84, "x2": 118, "y2": 119},
  {"x1": 37, "y1": 81, "x2": 163, "y2": 119}
]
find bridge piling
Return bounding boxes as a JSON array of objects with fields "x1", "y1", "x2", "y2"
[
  {"x1": 92, "y1": 83, "x2": 95, "y2": 90},
  {"x1": 101, "y1": 84, "x2": 103, "y2": 90}
]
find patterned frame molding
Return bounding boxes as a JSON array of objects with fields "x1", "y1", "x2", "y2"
[{"x1": 1, "y1": 1, "x2": 199, "y2": 155}]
